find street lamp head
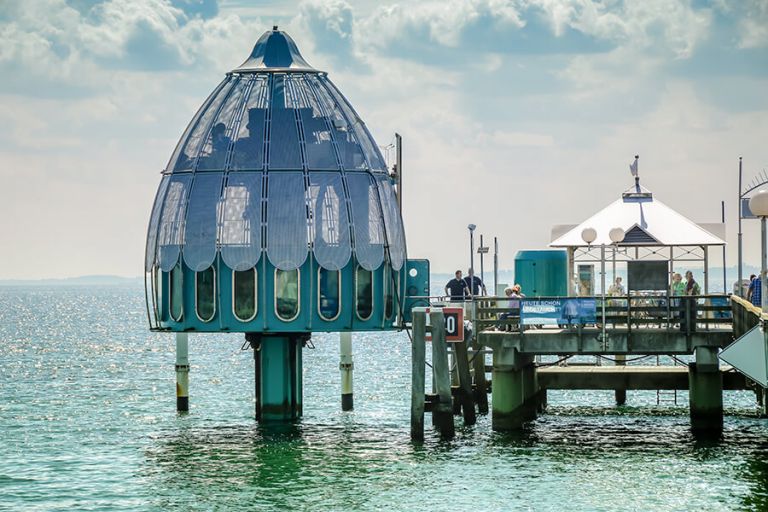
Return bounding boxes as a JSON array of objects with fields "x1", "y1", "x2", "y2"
[
  {"x1": 581, "y1": 227, "x2": 597, "y2": 245},
  {"x1": 750, "y1": 190, "x2": 768, "y2": 217},
  {"x1": 468, "y1": 224, "x2": 477, "y2": 232},
  {"x1": 609, "y1": 227, "x2": 625, "y2": 244}
]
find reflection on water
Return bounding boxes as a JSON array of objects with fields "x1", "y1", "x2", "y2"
[{"x1": 3, "y1": 286, "x2": 768, "y2": 511}]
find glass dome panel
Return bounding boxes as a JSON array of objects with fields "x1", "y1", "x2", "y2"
[
  {"x1": 324, "y1": 80, "x2": 388, "y2": 172},
  {"x1": 158, "y1": 174, "x2": 193, "y2": 271},
  {"x1": 197, "y1": 77, "x2": 247, "y2": 171},
  {"x1": 347, "y1": 173, "x2": 384, "y2": 271},
  {"x1": 231, "y1": 76, "x2": 269, "y2": 171},
  {"x1": 145, "y1": 175, "x2": 170, "y2": 272},
  {"x1": 220, "y1": 172, "x2": 263, "y2": 271},
  {"x1": 267, "y1": 171, "x2": 309, "y2": 270},
  {"x1": 309, "y1": 75, "x2": 366, "y2": 171},
  {"x1": 376, "y1": 175, "x2": 405, "y2": 270},
  {"x1": 269, "y1": 75, "x2": 303, "y2": 170},
  {"x1": 173, "y1": 78, "x2": 234, "y2": 172},
  {"x1": 287, "y1": 75, "x2": 338, "y2": 170},
  {"x1": 165, "y1": 79, "x2": 228, "y2": 172},
  {"x1": 310, "y1": 172, "x2": 351, "y2": 270},
  {"x1": 183, "y1": 172, "x2": 224, "y2": 272}
]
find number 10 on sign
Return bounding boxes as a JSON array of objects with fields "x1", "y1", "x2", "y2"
[{"x1": 424, "y1": 307, "x2": 464, "y2": 342}]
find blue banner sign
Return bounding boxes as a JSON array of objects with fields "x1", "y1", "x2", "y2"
[{"x1": 520, "y1": 298, "x2": 597, "y2": 326}]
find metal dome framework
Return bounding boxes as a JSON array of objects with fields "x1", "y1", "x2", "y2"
[{"x1": 144, "y1": 29, "x2": 407, "y2": 330}]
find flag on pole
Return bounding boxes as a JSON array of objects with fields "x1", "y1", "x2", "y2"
[{"x1": 629, "y1": 155, "x2": 639, "y2": 177}]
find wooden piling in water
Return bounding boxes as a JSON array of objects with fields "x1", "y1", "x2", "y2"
[
  {"x1": 430, "y1": 309, "x2": 455, "y2": 438},
  {"x1": 454, "y1": 339, "x2": 477, "y2": 425},
  {"x1": 615, "y1": 354, "x2": 627, "y2": 405},
  {"x1": 411, "y1": 311, "x2": 426, "y2": 442},
  {"x1": 472, "y1": 341, "x2": 489, "y2": 414}
]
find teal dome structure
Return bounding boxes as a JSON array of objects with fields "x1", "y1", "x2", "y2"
[{"x1": 144, "y1": 28, "x2": 406, "y2": 334}]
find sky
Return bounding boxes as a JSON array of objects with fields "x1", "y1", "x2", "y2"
[{"x1": 0, "y1": 0, "x2": 766, "y2": 280}]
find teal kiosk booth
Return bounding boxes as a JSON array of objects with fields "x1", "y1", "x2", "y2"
[
  {"x1": 144, "y1": 28, "x2": 424, "y2": 421},
  {"x1": 514, "y1": 250, "x2": 568, "y2": 297}
]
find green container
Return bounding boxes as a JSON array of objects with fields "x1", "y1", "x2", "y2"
[{"x1": 514, "y1": 250, "x2": 568, "y2": 297}]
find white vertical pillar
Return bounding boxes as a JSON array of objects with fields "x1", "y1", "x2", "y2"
[
  {"x1": 175, "y1": 332, "x2": 189, "y2": 412},
  {"x1": 340, "y1": 331, "x2": 353, "y2": 411}
]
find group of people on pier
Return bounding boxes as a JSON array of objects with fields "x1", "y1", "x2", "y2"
[{"x1": 444, "y1": 269, "x2": 487, "y2": 302}]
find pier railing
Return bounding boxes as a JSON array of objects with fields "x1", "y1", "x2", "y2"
[
  {"x1": 467, "y1": 294, "x2": 733, "y2": 336},
  {"x1": 731, "y1": 294, "x2": 763, "y2": 338}
]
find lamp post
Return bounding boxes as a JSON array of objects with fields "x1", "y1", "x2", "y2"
[
  {"x1": 749, "y1": 190, "x2": 768, "y2": 313},
  {"x1": 468, "y1": 224, "x2": 476, "y2": 296},
  {"x1": 609, "y1": 228, "x2": 626, "y2": 286},
  {"x1": 478, "y1": 236, "x2": 489, "y2": 295}
]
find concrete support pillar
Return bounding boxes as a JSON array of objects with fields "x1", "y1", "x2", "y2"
[
  {"x1": 615, "y1": 354, "x2": 627, "y2": 406},
  {"x1": 492, "y1": 347, "x2": 537, "y2": 431},
  {"x1": 175, "y1": 332, "x2": 189, "y2": 412},
  {"x1": 689, "y1": 346, "x2": 723, "y2": 432},
  {"x1": 339, "y1": 332, "x2": 353, "y2": 411},
  {"x1": 258, "y1": 335, "x2": 304, "y2": 422}
]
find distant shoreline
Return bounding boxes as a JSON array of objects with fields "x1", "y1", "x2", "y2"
[{"x1": 0, "y1": 275, "x2": 143, "y2": 287}]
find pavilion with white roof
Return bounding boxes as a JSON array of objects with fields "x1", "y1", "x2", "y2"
[{"x1": 549, "y1": 167, "x2": 726, "y2": 295}]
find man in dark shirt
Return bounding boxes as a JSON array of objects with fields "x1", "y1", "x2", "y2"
[
  {"x1": 463, "y1": 268, "x2": 487, "y2": 297},
  {"x1": 445, "y1": 270, "x2": 468, "y2": 302}
]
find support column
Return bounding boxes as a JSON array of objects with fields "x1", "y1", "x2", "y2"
[
  {"x1": 492, "y1": 347, "x2": 536, "y2": 431},
  {"x1": 340, "y1": 332, "x2": 353, "y2": 411},
  {"x1": 615, "y1": 354, "x2": 627, "y2": 405},
  {"x1": 175, "y1": 332, "x2": 189, "y2": 412},
  {"x1": 689, "y1": 346, "x2": 723, "y2": 432},
  {"x1": 521, "y1": 358, "x2": 539, "y2": 421},
  {"x1": 257, "y1": 335, "x2": 304, "y2": 422}
]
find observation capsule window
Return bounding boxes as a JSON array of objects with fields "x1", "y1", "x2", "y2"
[
  {"x1": 318, "y1": 268, "x2": 341, "y2": 321},
  {"x1": 275, "y1": 269, "x2": 300, "y2": 321},
  {"x1": 195, "y1": 266, "x2": 216, "y2": 323},
  {"x1": 170, "y1": 263, "x2": 184, "y2": 322},
  {"x1": 355, "y1": 265, "x2": 373, "y2": 321},
  {"x1": 384, "y1": 266, "x2": 395, "y2": 320},
  {"x1": 233, "y1": 268, "x2": 257, "y2": 322}
]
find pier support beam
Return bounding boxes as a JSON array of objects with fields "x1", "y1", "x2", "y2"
[
  {"x1": 340, "y1": 332, "x2": 353, "y2": 411},
  {"x1": 249, "y1": 334, "x2": 304, "y2": 422},
  {"x1": 492, "y1": 347, "x2": 537, "y2": 431},
  {"x1": 175, "y1": 332, "x2": 189, "y2": 412},
  {"x1": 689, "y1": 346, "x2": 723, "y2": 432}
]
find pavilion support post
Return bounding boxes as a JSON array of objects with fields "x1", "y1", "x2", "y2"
[
  {"x1": 688, "y1": 346, "x2": 723, "y2": 433},
  {"x1": 340, "y1": 332, "x2": 353, "y2": 411},
  {"x1": 492, "y1": 347, "x2": 536, "y2": 431},
  {"x1": 567, "y1": 247, "x2": 576, "y2": 296},
  {"x1": 175, "y1": 332, "x2": 189, "y2": 413}
]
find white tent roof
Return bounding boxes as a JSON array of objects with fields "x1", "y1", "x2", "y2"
[{"x1": 550, "y1": 184, "x2": 725, "y2": 247}]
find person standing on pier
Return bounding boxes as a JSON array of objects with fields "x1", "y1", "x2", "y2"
[
  {"x1": 680, "y1": 271, "x2": 700, "y2": 333},
  {"x1": 445, "y1": 270, "x2": 469, "y2": 302},
  {"x1": 747, "y1": 274, "x2": 760, "y2": 306},
  {"x1": 463, "y1": 268, "x2": 487, "y2": 297}
]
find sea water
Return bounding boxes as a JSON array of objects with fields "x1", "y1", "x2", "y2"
[{"x1": 1, "y1": 285, "x2": 767, "y2": 511}]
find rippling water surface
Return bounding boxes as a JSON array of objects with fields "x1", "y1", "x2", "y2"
[{"x1": 2, "y1": 285, "x2": 768, "y2": 511}]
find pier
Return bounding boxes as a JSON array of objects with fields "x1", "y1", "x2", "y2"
[{"x1": 410, "y1": 295, "x2": 761, "y2": 439}]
